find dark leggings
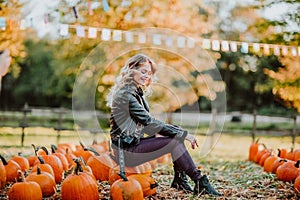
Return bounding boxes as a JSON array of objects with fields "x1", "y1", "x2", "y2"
[{"x1": 112, "y1": 137, "x2": 202, "y2": 181}]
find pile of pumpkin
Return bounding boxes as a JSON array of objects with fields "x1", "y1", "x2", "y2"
[
  {"x1": 0, "y1": 140, "x2": 171, "y2": 200},
  {"x1": 249, "y1": 139, "x2": 300, "y2": 193}
]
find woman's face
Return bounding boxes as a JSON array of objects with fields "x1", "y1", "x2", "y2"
[{"x1": 133, "y1": 62, "x2": 153, "y2": 87}]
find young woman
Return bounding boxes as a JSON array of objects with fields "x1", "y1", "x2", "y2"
[{"x1": 106, "y1": 53, "x2": 221, "y2": 196}]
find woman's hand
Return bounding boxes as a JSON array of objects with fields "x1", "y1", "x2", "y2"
[{"x1": 185, "y1": 133, "x2": 199, "y2": 149}]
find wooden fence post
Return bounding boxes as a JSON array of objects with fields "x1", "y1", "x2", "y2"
[
  {"x1": 19, "y1": 103, "x2": 31, "y2": 147},
  {"x1": 252, "y1": 109, "x2": 257, "y2": 143},
  {"x1": 292, "y1": 115, "x2": 297, "y2": 149},
  {"x1": 54, "y1": 107, "x2": 67, "y2": 144}
]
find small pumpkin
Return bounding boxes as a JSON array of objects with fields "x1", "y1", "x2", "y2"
[
  {"x1": 25, "y1": 165, "x2": 56, "y2": 197},
  {"x1": 263, "y1": 154, "x2": 279, "y2": 173},
  {"x1": 259, "y1": 149, "x2": 273, "y2": 167},
  {"x1": 34, "y1": 146, "x2": 64, "y2": 183},
  {"x1": 129, "y1": 174, "x2": 158, "y2": 197},
  {"x1": 32, "y1": 156, "x2": 55, "y2": 178},
  {"x1": 293, "y1": 150, "x2": 300, "y2": 161},
  {"x1": 294, "y1": 175, "x2": 300, "y2": 192},
  {"x1": 156, "y1": 154, "x2": 171, "y2": 165},
  {"x1": 8, "y1": 170, "x2": 43, "y2": 200},
  {"x1": 248, "y1": 138, "x2": 261, "y2": 161},
  {"x1": 254, "y1": 147, "x2": 269, "y2": 164},
  {"x1": 73, "y1": 142, "x2": 93, "y2": 162},
  {"x1": 110, "y1": 173, "x2": 143, "y2": 200},
  {"x1": 285, "y1": 148, "x2": 295, "y2": 161},
  {"x1": 85, "y1": 147, "x2": 116, "y2": 181},
  {"x1": 272, "y1": 159, "x2": 287, "y2": 174},
  {"x1": 61, "y1": 158, "x2": 99, "y2": 200},
  {"x1": 276, "y1": 160, "x2": 300, "y2": 182},
  {"x1": 109, "y1": 165, "x2": 142, "y2": 185},
  {"x1": 64, "y1": 148, "x2": 76, "y2": 169},
  {"x1": 51, "y1": 144, "x2": 69, "y2": 171},
  {"x1": 10, "y1": 152, "x2": 30, "y2": 172},
  {"x1": 278, "y1": 148, "x2": 288, "y2": 159},
  {"x1": 0, "y1": 154, "x2": 21, "y2": 182},
  {"x1": 0, "y1": 158, "x2": 6, "y2": 189}
]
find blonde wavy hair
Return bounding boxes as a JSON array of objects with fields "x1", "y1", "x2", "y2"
[{"x1": 106, "y1": 54, "x2": 158, "y2": 108}]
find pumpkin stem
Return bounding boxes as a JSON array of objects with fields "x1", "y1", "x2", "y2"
[
  {"x1": 277, "y1": 149, "x2": 281, "y2": 157},
  {"x1": 279, "y1": 159, "x2": 288, "y2": 163},
  {"x1": 262, "y1": 143, "x2": 267, "y2": 149},
  {"x1": 73, "y1": 158, "x2": 83, "y2": 175},
  {"x1": 0, "y1": 154, "x2": 8, "y2": 165},
  {"x1": 37, "y1": 165, "x2": 42, "y2": 175},
  {"x1": 31, "y1": 144, "x2": 38, "y2": 156},
  {"x1": 51, "y1": 144, "x2": 58, "y2": 153},
  {"x1": 41, "y1": 146, "x2": 50, "y2": 155},
  {"x1": 117, "y1": 171, "x2": 128, "y2": 181},
  {"x1": 255, "y1": 138, "x2": 260, "y2": 144},
  {"x1": 295, "y1": 160, "x2": 300, "y2": 168},
  {"x1": 84, "y1": 147, "x2": 100, "y2": 156},
  {"x1": 150, "y1": 182, "x2": 159, "y2": 189},
  {"x1": 37, "y1": 156, "x2": 46, "y2": 164}
]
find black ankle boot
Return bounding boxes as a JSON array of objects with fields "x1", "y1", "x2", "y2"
[
  {"x1": 194, "y1": 175, "x2": 221, "y2": 196},
  {"x1": 171, "y1": 171, "x2": 193, "y2": 192}
]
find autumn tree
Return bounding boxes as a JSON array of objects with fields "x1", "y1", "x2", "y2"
[
  {"x1": 0, "y1": 0, "x2": 27, "y2": 77},
  {"x1": 250, "y1": 0, "x2": 300, "y2": 112},
  {"x1": 54, "y1": 0, "x2": 224, "y2": 113}
]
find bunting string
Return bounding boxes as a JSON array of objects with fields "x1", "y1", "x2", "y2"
[{"x1": 0, "y1": 5, "x2": 299, "y2": 57}]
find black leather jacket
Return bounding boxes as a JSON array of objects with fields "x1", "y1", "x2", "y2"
[{"x1": 110, "y1": 83, "x2": 187, "y2": 147}]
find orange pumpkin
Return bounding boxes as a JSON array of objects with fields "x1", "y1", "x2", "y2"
[
  {"x1": 109, "y1": 165, "x2": 142, "y2": 185},
  {"x1": 86, "y1": 147, "x2": 116, "y2": 181},
  {"x1": 25, "y1": 165, "x2": 56, "y2": 197},
  {"x1": 156, "y1": 154, "x2": 171, "y2": 165},
  {"x1": 64, "y1": 148, "x2": 76, "y2": 169},
  {"x1": 259, "y1": 150, "x2": 273, "y2": 166},
  {"x1": 0, "y1": 158, "x2": 6, "y2": 189},
  {"x1": 278, "y1": 148, "x2": 287, "y2": 158},
  {"x1": 73, "y1": 142, "x2": 94, "y2": 162},
  {"x1": 263, "y1": 155, "x2": 279, "y2": 173},
  {"x1": 276, "y1": 160, "x2": 300, "y2": 182},
  {"x1": 8, "y1": 170, "x2": 43, "y2": 200},
  {"x1": 285, "y1": 148, "x2": 295, "y2": 161},
  {"x1": 248, "y1": 139, "x2": 261, "y2": 161},
  {"x1": 110, "y1": 174, "x2": 143, "y2": 200},
  {"x1": 294, "y1": 175, "x2": 300, "y2": 192},
  {"x1": 293, "y1": 150, "x2": 300, "y2": 161},
  {"x1": 129, "y1": 174, "x2": 158, "y2": 197},
  {"x1": 51, "y1": 144, "x2": 69, "y2": 171},
  {"x1": 0, "y1": 154, "x2": 21, "y2": 182},
  {"x1": 32, "y1": 156, "x2": 55, "y2": 178},
  {"x1": 61, "y1": 159, "x2": 99, "y2": 200},
  {"x1": 254, "y1": 148, "x2": 269, "y2": 164},
  {"x1": 10, "y1": 152, "x2": 30, "y2": 172},
  {"x1": 34, "y1": 147, "x2": 64, "y2": 183},
  {"x1": 272, "y1": 159, "x2": 287, "y2": 174}
]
